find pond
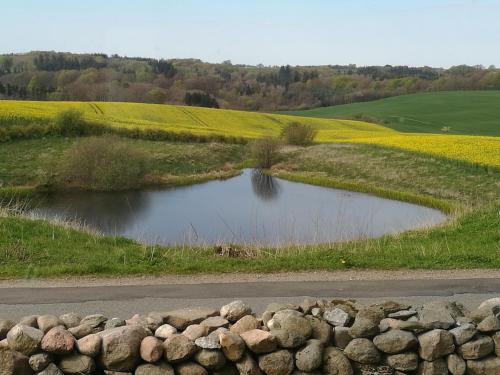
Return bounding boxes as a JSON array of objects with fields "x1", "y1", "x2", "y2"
[{"x1": 30, "y1": 169, "x2": 446, "y2": 246}]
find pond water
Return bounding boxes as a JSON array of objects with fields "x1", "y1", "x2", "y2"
[{"x1": 30, "y1": 169, "x2": 446, "y2": 246}]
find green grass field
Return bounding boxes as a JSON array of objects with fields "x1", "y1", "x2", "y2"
[{"x1": 286, "y1": 91, "x2": 500, "y2": 136}]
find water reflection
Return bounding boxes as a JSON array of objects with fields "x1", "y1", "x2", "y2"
[{"x1": 251, "y1": 170, "x2": 280, "y2": 201}]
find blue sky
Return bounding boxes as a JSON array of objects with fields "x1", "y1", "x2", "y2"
[{"x1": 1, "y1": 0, "x2": 499, "y2": 67}]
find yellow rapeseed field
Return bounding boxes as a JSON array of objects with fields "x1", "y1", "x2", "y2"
[{"x1": 0, "y1": 100, "x2": 498, "y2": 167}]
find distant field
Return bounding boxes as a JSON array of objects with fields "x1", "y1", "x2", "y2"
[
  {"x1": 286, "y1": 91, "x2": 500, "y2": 136},
  {"x1": 0, "y1": 100, "x2": 499, "y2": 167},
  {"x1": 0, "y1": 100, "x2": 394, "y2": 140}
]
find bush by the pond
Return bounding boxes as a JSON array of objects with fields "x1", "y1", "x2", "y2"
[
  {"x1": 250, "y1": 137, "x2": 281, "y2": 168},
  {"x1": 58, "y1": 135, "x2": 150, "y2": 191},
  {"x1": 281, "y1": 121, "x2": 317, "y2": 145}
]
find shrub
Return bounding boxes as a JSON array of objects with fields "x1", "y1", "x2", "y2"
[
  {"x1": 55, "y1": 109, "x2": 97, "y2": 136},
  {"x1": 281, "y1": 122, "x2": 317, "y2": 145},
  {"x1": 58, "y1": 136, "x2": 150, "y2": 191},
  {"x1": 250, "y1": 137, "x2": 281, "y2": 168}
]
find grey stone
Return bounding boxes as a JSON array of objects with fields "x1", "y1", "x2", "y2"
[
  {"x1": 0, "y1": 320, "x2": 15, "y2": 340},
  {"x1": 470, "y1": 298, "x2": 500, "y2": 322},
  {"x1": 323, "y1": 308, "x2": 350, "y2": 327},
  {"x1": 19, "y1": 316, "x2": 38, "y2": 328},
  {"x1": 194, "y1": 349, "x2": 226, "y2": 370},
  {"x1": 220, "y1": 301, "x2": 252, "y2": 323},
  {"x1": 344, "y1": 338, "x2": 381, "y2": 364},
  {"x1": 477, "y1": 314, "x2": 500, "y2": 333},
  {"x1": 165, "y1": 308, "x2": 218, "y2": 330},
  {"x1": 36, "y1": 315, "x2": 62, "y2": 333},
  {"x1": 37, "y1": 363, "x2": 64, "y2": 375},
  {"x1": 163, "y1": 334, "x2": 198, "y2": 363},
  {"x1": 417, "y1": 301, "x2": 462, "y2": 330},
  {"x1": 466, "y1": 356, "x2": 500, "y2": 375},
  {"x1": 59, "y1": 313, "x2": 81, "y2": 329},
  {"x1": 135, "y1": 362, "x2": 174, "y2": 375},
  {"x1": 155, "y1": 323, "x2": 177, "y2": 339},
  {"x1": 175, "y1": 362, "x2": 208, "y2": 375},
  {"x1": 447, "y1": 353, "x2": 466, "y2": 375},
  {"x1": 235, "y1": 352, "x2": 262, "y2": 375},
  {"x1": 200, "y1": 316, "x2": 229, "y2": 332},
  {"x1": 418, "y1": 329, "x2": 455, "y2": 361},
  {"x1": 388, "y1": 310, "x2": 418, "y2": 320},
  {"x1": 80, "y1": 314, "x2": 107, "y2": 328},
  {"x1": 99, "y1": 325, "x2": 149, "y2": 371},
  {"x1": 29, "y1": 352, "x2": 52, "y2": 372},
  {"x1": 333, "y1": 326, "x2": 353, "y2": 349},
  {"x1": 105, "y1": 318, "x2": 126, "y2": 330},
  {"x1": 59, "y1": 354, "x2": 95, "y2": 375},
  {"x1": 386, "y1": 352, "x2": 418, "y2": 372},
  {"x1": 300, "y1": 298, "x2": 318, "y2": 314},
  {"x1": 457, "y1": 335, "x2": 494, "y2": 359},
  {"x1": 417, "y1": 358, "x2": 448, "y2": 375},
  {"x1": 305, "y1": 315, "x2": 332, "y2": 344},
  {"x1": 349, "y1": 307, "x2": 385, "y2": 338},
  {"x1": 322, "y1": 347, "x2": 353, "y2": 375},
  {"x1": 6, "y1": 324, "x2": 44, "y2": 355},
  {"x1": 295, "y1": 339, "x2": 323, "y2": 372},
  {"x1": 373, "y1": 329, "x2": 418, "y2": 354},
  {"x1": 195, "y1": 334, "x2": 221, "y2": 349},
  {"x1": 271, "y1": 329, "x2": 306, "y2": 349},
  {"x1": 268, "y1": 309, "x2": 312, "y2": 341},
  {"x1": 0, "y1": 348, "x2": 32, "y2": 375},
  {"x1": 493, "y1": 331, "x2": 500, "y2": 356},
  {"x1": 449, "y1": 323, "x2": 477, "y2": 345},
  {"x1": 258, "y1": 350, "x2": 294, "y2": 375}
]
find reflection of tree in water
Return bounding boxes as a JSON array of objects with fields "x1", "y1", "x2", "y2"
[
  {"x1": 35, "y1": 190, "x2": 151, "y2": 234},
  {"x1": 251, "y1": 169, "x2": 280, "y2": 201}
]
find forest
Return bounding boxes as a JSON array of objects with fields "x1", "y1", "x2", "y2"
[{"x1": 1, "y1": 51, "x2": 499, "y2": 111}]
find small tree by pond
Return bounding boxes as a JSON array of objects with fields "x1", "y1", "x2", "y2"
[
  {"x1": 58, "y1": 135, "x2": 150, "y2": 191},
  {"x1": 250, "y1": 137, "x2": 281, "y2": 169},
  {"x1": 281, "y1": 122, "x2": 317, "y2": 145}
]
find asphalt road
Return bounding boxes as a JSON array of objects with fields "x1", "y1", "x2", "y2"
[{"x1": 1, "y1": 277, "x2": 499, "y2": 320}]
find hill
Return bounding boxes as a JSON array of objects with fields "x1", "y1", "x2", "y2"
[{"x1": 286, "y1": 91, "x2": 500, "y2": 136}]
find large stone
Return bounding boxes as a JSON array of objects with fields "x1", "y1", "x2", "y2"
[
  {"x1": 418, "y1": 329, "x2": 455, "y2": 361},
  {"x1": 477, "y1": 314, "x2": 500, "y2": 333},
  {"x1": 175, "y1": 362, "x2": 207, "y2": 375},
  {"x1": 163, "y1": 334, "x2": 198, "y2": 363},
  {"x1": 457, "y1": 335, "x2": 494, "y2": 359},
  {"x1": 6, "y1": 324, "x2": 44, "y2": 355},
  {"x1": 447, "y1": 353, "x2": 466, "y2": 375},
  {"x1": 322, "y1": 347, "x2": 353, "y2": 375},
  {"x1": 295, "y1": 339, "x2": 323, "y2": 372},
  {"x1": 449, "y1": 323, "x2": 477, "y2": 345},
  {"x1": 305, "y1": 316, "x2": 332, "y2": 344},
  {"x1": 221, "y1": 301, "x2": 252, "y2": 323},
  {"x1": 0, "y1": 320, "x2": 15, "y2": 340},
  {"x1": 155, "y1": 324, "x2": 177, "y2": 339},
  {"x1": 36, "y1": 315, "x2": 62, "y2": 334},
  {"x1": 417, "y1": 358, "x2": 448, "y2": 375},
  {"x1": 323, "y1": 308, "x2": 350, "y2": 327},
  {"x1": 135, "y1": 362, "x2": 175, "y2": 375},
  {"x1": 418, "y1": 301, "x2": 465, "y2": 330},
  {"x1": 41, "y1": 327, "x2": 74, "y2": 355},
  {"x1": 466, "y1": 356, "x2": 500, "y2": 375},
  {"x1": 219, "y1": 331, "x2": 245, "y2": 362},
  {"x1": 240, "y1": 329, "x2": 277, "y2": 354},
  {"x1": 105, "y1": 318, "x2": 126, "y2": 330},
  {"x1": 59, "y1": 313, "x2": 81, "y2": 329},
  {"x1": 99, "y1": 325, "x2": 149, "y2": 371},
  {"x1": 182, "y1": 324, "x2": 210, "y2": 341},
  {"x1": 349, "y1": 307, "x2": 385, "y2": 338},
  {"x1": 258, "y1": 350, "x2": 294, "y2": 375},
  {"x1": 194, "y1": 349, "x2": 226, "y2": 370},
  {"x1": 59, "y1": 354, "x2": 95, "y2": 375},
  {"x1": 379, "y1": 318, "x2": 429, "y2": 332},
  {"x1": 344, "y1": 338, "x2": 381, "y2": 364},
  {"x1": 29, "y1": 352, "x2": 52, "y2": 371},
  {"x1": 37, "y1": 363, "x2": 64, "y2": 375},
  {"x1": 386, "y1": 352, "x2": 418, "y2": 372},
  {"x1": 230, "y1": 315, "x2": 260, "y2": 335},
  {"x1": 76, "y1": 334, "x2": 101, "y2": 357},
  {"x1": 373, "y1": 329, "x2": 418, "y2": 354},
  {"x1": 80, "y1": 314, "x2": 107, "y2": 328},
  {"x1": 470, "y1": 298, "x2": 500, "y2": 322},
  {"x1": 165, "y1": 308, "x2": 218, "y2": 330},
  {"x1": 200, "y1": 316, "x2": 229, "y2": 332},
  {"x1": 271, "y1": 329, "x2": 306, "y2": 349},
  {"x1": 0, "y1": 348, "x2": 32, "y2": 375},
  {"x1": 140, "y1": 336, "x2": 163, "y2": 363},
  {"x1": 68, "y1": 323, "x2": 99, "y2": 339},
  {"x1": 333, "y1": 326, "x2": 353, "y2": 349},
  {"x1": 235, "y1": 352, "x2": 262, "y2": 375},
  {"x1": 267, "y1": 310, "x2": 312, "y2": 342},
  {"x1": 493, "y1": 332, "x2": 500, "y2": 356}
]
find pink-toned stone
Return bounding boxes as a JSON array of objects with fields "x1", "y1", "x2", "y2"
[
  {"x1": 41, "y1": 326, "x2": 75, "y2": 355},
  {"x1": 140, "y1": 336, "x2": 163, "y2": 363},
  {"x1": 240, "y1": 329, "x2": 277, "y2": 354},
  {"x1": 230, "y1": 315, "x2": 260, "y2": 335}
]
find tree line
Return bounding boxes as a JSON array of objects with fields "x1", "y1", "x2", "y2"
[{"x1": 0, "y1": 51, "x2": 499, "y2": 111}]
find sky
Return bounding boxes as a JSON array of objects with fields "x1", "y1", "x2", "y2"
[{"x1": 1, "y1": 0, "x2": 499, "y2": 68}]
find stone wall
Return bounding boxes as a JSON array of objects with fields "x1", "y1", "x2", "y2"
[{"x1": 0, "y1": 298, "x2": 499, "y2": 375}]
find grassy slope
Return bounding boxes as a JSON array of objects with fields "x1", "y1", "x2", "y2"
[
  {"x1": 286, "y1": 91, "x2": 500, "y2": 136},
  {"x1": 0, "y1": 142, "x2": 498, "y2": 277},
  {"x1": 0, "y1": 100, "x2": 394, "y2": 140}
]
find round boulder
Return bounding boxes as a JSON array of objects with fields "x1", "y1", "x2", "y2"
[
  {"x1": 258, "y1": 349, "x2": 294, "y2": 375},
  {"x1": 295, "y1": 339, "x2": 323, "y2": 372},
  {"x1": 163, "y1": 334, "x2": 198, "y2": 363},
  {"x1": 344, "y1": 338, "x2": 381, "y2": 365},
  {"x1": 373, "y1": 329, "x2": 418, "y2": 354},
  {"x1": 41, "y1": 326, "x2": 74, "y2": 355},
  {"x1": 220, "y1": 301, "x2": 252, "y2": 322},
  {"x1": 322, "y1": 347, "x2": 353, "y2": 375},
  {"x1": 136, "y1": 362, "x2": 175, "y2": 375},
  {"x1": 99, "y1": 325, "x2": 149, "y2": 371},
  {"x1": 7, "y1": 324, "x2": 44, "y2": 355}
]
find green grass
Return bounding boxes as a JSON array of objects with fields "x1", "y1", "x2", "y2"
[
  {"x1": 0, "y1": 141, "x2": 498, "y2": 277},
  {"x1": 285, "y1": 91, "x2": 500, "y2": 136}
]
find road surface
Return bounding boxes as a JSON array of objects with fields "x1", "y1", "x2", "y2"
[{"x1": 0, "y1": 272, "x2": 499, "y2": 319}]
